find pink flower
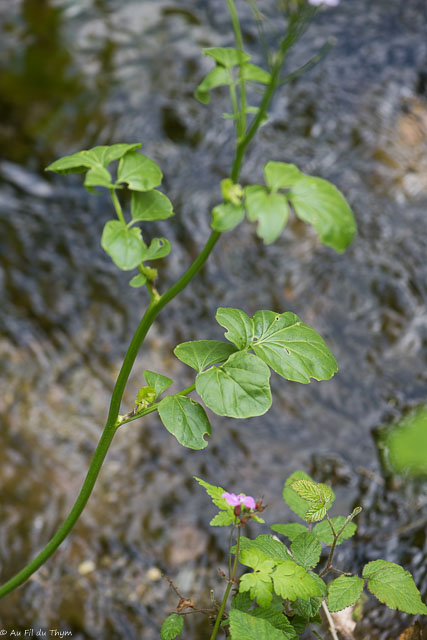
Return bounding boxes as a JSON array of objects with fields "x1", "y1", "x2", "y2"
[
  {"x1": 222, "y1": 492, "x2": 256, "y2": 510},
  {"x1": 308, "y1": 0, "x2": 340, "y2": 6}
]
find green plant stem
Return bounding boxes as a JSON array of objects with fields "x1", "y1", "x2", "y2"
[
  {"x1": 226, "y1": 0, "x2": 247, "y2": 138},
  {"x1": 319, "y1": 515, "x2": 337, "y2": 577},
  {"x1": 0, "y1": 233, "x2": 219, "y2": 599},
  {"x1": 110, "y1": 188, "x2": 126, "y2": 225},
  {"x1": 210, "y1": 525, "x2": 241, "y2": 640},
  {"x1": 230, "y1": 10, "x2": 313, "y2": 182}
]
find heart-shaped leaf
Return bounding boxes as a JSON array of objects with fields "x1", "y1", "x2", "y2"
[
  {"x1": 195, "y1": 351, "x2": 272, "y2": 418},
  {"x1": 101, "y1": 220, "x2": 146, "y2": 270},
  {"x1": 158, "y1": 395, "x2": 211, "y2": 450},
  {"x1": 117, "y1": 151, "x2": 162, "y2": 192}
]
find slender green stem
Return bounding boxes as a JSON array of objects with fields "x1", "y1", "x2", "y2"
[
  {"x1": 210, "y1": 525, "x2": 241, "y2": 640},
  {"x1": 0, "y1": 423, "x2": 117, "y2": 598},
  {"x1": 226, "y1": 0, "x2": 247, "y2": 139},
  {"x1": 110, "y1": 188, "x2": 126, "y2": 225},
  {"x1": 231, "y1": 10, "x2": 314, "y2": 182},
  {"x1": 0, "y1": 232, "x2": 220, "y2": 599}
]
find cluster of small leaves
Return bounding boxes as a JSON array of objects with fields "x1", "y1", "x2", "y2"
[
  {"x1": 161, "y1": 473, "x2": 426, "y2": 639},
  {"x1": 212, "y1": 160, "x2": 356, "y2": 253},
  {"x1": 157, "y1": 307, "x2": 337, "y2": 449},
  {"x1": 46, "y1": 143, "x2": 174, "y2": 283},
  {"x1": 195, "y1": 46, "x2": 271, "y2": 113}
]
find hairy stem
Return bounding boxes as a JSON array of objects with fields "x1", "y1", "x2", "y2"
[{"x1": 210, "y1": 525, "x2": 241, "y2": 640}]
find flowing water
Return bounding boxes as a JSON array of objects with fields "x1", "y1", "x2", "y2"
[{"x1": 1, "y1": 1, "x2": 427, "y2": 638}]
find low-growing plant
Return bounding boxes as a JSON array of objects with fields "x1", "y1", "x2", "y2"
[
  {"x1": 160, "y1": 474, "x2": 426, "y2": 639},
  {"x1": 1, "y1": 0, "x2": 425, "y2": 637}
]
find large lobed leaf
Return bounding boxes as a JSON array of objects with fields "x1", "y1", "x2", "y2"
[
  {"x1": 272, "y1": 560, "x2": 324, "y2": 601},
  {"x1": 216, "y1": 308, "x2": 337, "y2": 384},
  {"x1": 251, "y1": 310, "x2": 337, "y2": 383},
  {"x1": 363, "y1": 560, "x2": 427, "y2": 615}
]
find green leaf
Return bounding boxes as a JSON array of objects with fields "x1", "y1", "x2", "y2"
[
  {"x1": 209, "y1": 511, "x2": 235, "y2": 526},
  {"x1": 251, "y1": 310, "x2": 337, "y2": 384},
  {"x1": 291, "y1": 479, "x2": 334, "y2": 505},
  {"x1": 143, "y1": 370, "x2": 173, "y2": 399},
  {"x1": 216, "y1": 307, "x2": 254, "y2": 350},
  {"x1": 240, "y1": 549, "x2": 277, "y2": 573},
  {"x1": 195, "y1": 351, "x2": 272, "y2": 419},
  {"x1": 245, "y1": 185, "x2": 289, "y2": 244},
  {"x1": 264, "y1": 162, "x2": 303, "y2": 191},
  {"x1": 231, "y1": 591, "x2": 253, "y2": 611},
  {"x1": 328, "y1": 575, "x2": 365, "y2": 613},
  {"x1": 131, "y1": 190, "x2": 174, "y2": 221},
  {"x1": 239, "y1": 552, "x2": 274, "y2": 608},
  {"x1": 282, "y1": 471, "x2": 314, "y2": 520},
  {"x1": 250, "y1": 598, "x2": 297, "y2": 638},
  {"x1": 45, "y1": 143, "x2": 142, "y2": 174},
  {"x1": 272, "y1": 560, "x2": 324, "y2": 601},
  {"x1": 129, "y1": 273, "x2": 147, "y2": 288},
  {"x1": 161, "y1": 613, "x2": 184, "y2": 640},
  {"x1": 241, "y1": 63, "x2": 271, "y2": 85},
  {"x1": 203, "y1": 47, "x2": 251, "y2": 68},
  {"x1": 158, "y1": 396, "x2": 211, "y2": 449},
  {"x1": 174, "y1": 340, "x2": 237, "y2": 372},
  {"x1": 291, "y1": 532, "x2": 322, "y2": 569},
  {"x1": 239, "y1": 535, "x2": 291, "y2": 564},
  {"x1": 228, "y1": 609, "x2": 286, "y2": 640},
  {"x1": 362, "y1": 560, "x2": 427, "y2": 615},
  {"x1": 289, "y1": 176, "x2": 356, "y2": 253},
  {"x1": 313, "y1": 517, "x2": 357, "y2": 546},
  {"x1": 193, "y1": 476, "x2": 231, "y2": 511},
  {"x1": 294, "y1": 596, "x2": 322, "y2": 618},
  {"x1": 211, "y1": 202, "x2": 245, "y2": 232},
  {"x1": 101, "y1": 220, "x2": 146, "y2": 270},
  {"x1": 117, "y1": 150, "x2": 162, "y2": 192},
  {"x1": 270, "y1": 523, "x2": 308, "y2": 542},
  {"x1": 136, "y1": 386, "x2": 156, "y2": 407},
  {"x1": 304, "y1": 505, "x2": 328, "y2": 522},
  {"x1": 84, "y1": 165, "x2": 113, "y2": 189},
  {"x1": 195, "y1": 65, "x2": 230, "y2": 104},
  {"x1": 141, "y1": 237, "x2": 171, "y2": 261}
]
